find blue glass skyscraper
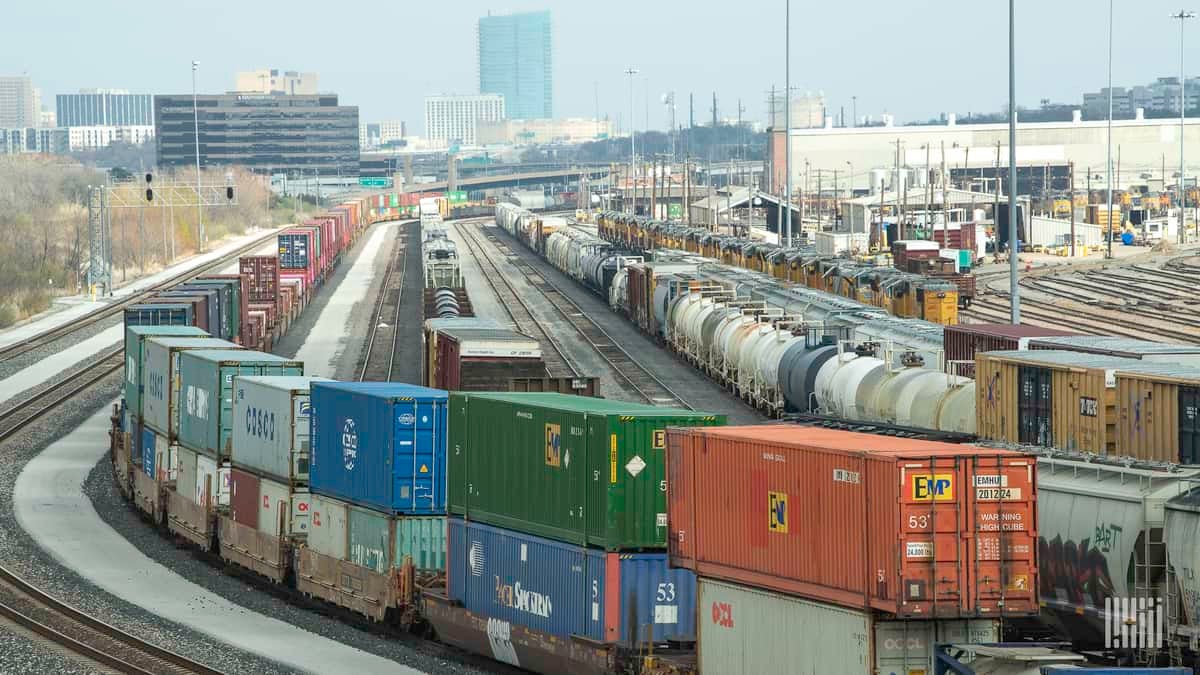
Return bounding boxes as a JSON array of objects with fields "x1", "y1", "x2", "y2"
[{"x1": 478, "y1": 10, "x2": 552, "y2": 120}]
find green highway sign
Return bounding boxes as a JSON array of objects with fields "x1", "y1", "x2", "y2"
[{"x1": 359, "y1": 177, "x2": 390, "y2": 187}]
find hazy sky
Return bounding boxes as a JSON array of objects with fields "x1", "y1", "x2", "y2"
[{"x1": 6, "y1": 1, "x2": 1196, "y2": 133}]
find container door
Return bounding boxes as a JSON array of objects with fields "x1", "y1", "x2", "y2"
[
  {"x1": 966, "y1": 456, "x2": 1038, "y2": 617},
  {"x1": 1180, "y1": 386, "x2": 1200, "y2": 464},
  {"x1": 898, "y1": 460, "x2": 966, "y2": 618},
  {"x1": 1017, "y1": 366, "x2": 1052, "y2": 446},
  {"x1": 293, "y1": 393, "x2": 311, "y2": 481},
  {"x1": 394, "y1": 399, "x2": 440, "y2": 513}
]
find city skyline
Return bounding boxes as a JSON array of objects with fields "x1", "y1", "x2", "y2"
[{"x1": 5, "y1": 1, "x2": 1200, "y2": 134}]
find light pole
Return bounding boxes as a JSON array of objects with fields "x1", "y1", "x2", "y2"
[
  {"x1": 1008, "y1": 0, "x2": 1020, "y2": 322},
  {"x1": 192, "y1": 60, "x2": 204, "y2": 252},
  {"x1": 1106, "y1": 0, "x2": 1115, "y2": 260},
  {"x1": 1174, "y1": 9, "x2": 1195, "y2": 240},
  {"x1": 846, "y1": 160, "x2": 853, "y2": 233},
  {"x1": 784, "y1": 0, "x2": 793, "y2": 247},
  {"x1": 625, "y1": 67, "x2": 639, "y2": 215}
]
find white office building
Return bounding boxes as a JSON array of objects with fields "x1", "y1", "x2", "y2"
[{"x1": 423, "y1": 94, "x2": 504, "y2": 146}]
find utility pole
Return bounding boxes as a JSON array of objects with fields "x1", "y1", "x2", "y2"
[
  {"x1": 1008, "y1": 0, "x2": 1020, "y2": 322},
  {"x1": 711, "y1": 91, "x2": 718, "y2": 129},
  {"x1": 851, "y1": 95, "x2": 857, "y2": 128},
  {"x1": 1070, "y1": 161, "x2": 1077, "y2": 257},
  {"x1": 895, "y1": 139, "x2": 903, "y2": 238},
  {"x1": 192, "y1": 60, "x2": 204, "y2": 252},
  {"x1": 1106, "y1": 0, "x2": 1115, "y2": 260},
  {"x1": 625, "y1": 67, "x2": 639, "y2": 215},
  {"x1": 784, "y1": 0, "x2": 793, "y2": 246},
  {"x1": 1175, "y1": 10, "x2": 1195, "y2": 240},
  {"x1": 651, "y1": 155, "x2": 658, "y2": 219},
  {"x1": 994, "y1": 141, "x2": 1001, "y2": 262},
  {"x1": 924, "y1": 144, "x2": 932, "y2": 234}
]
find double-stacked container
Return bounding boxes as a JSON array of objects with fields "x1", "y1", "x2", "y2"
[
  {"x1": 435, "y1": 392, "x2": 724, "y2": 654},
  {"x1": 668, "y1": 424, "x2": 1036, "y2": 675},
  {"x1": 301, "y1": 382, "x2": 450, "y2": 620}
]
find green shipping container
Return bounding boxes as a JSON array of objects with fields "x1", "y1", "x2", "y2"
[
  {"x1": 449, "y1": 392, "x2": 724, "y2": 550},
  {"x1": 347, "y1": 506, "x2": 446, "y2": 574},
  {"x1": 124, "y1": 325, "x2": 207, "y2": 423}
]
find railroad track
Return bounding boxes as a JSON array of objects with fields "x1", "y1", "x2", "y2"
[
  {"x1": 358, "y1": 225, "x2": 410, "y2": 381},
  {"x1": 0, "y1": 228, "x2": 285, "y2": 367},
  {"x1": 0, "y1": 348, "x2": 125, "y2": 443},
  {"x1": 453, "y1": 221, "x2": 580, "y2": 379},
  {"x1": 0, "y1": 564, "x2": 223, "y2": 674},
  {"x1": 459, "y1": 221, "x2": 691, "y2": 408}
]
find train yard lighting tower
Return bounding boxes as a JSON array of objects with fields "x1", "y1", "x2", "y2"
[
  {"x1": 625, "y1": 67, "x2": 639, "y2": 215},
  {"x1": 784, "y1": 0, "x2": 793, "y2": 247},
  {"x1": 1008, "y1": 0, "x2": 1020, "y2": 323},
  {"x1": 192, "y1": 60, "x2": 205, "y2": 252},
  {"x1": 1175, "y1": 9, "x2": 1196, "y2": 239},
  {"x1": 1106, "y1": 0, "x2": 1115, "y2": 261}
]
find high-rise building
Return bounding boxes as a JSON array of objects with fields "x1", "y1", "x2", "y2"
[
  {"x1": 56, "y1": 89, "x2": 154, "y2": 127},
  {"x1": 234, "y1": 69, "x2": 318, "y2": 96},
  {"x1": 424, "y1": 94, "x2": 504, "y2": 145},
  {"x1": 379, "y1": 120, "x2": 405, "y2": 145},
  {"x1": 0, "y1": 76, "x2": 37, "y2": 128},
  {"x1": 478, "y1": 11, "x2": 552, "y2": 120},
  {"x1": 154, "y1": 94, "x2": 358, "y2": 174}
]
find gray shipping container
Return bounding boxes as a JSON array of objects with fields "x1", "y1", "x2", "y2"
[
  {"x1": 142, "y1": 337, "x2": 241, "y2": 438},
  {"x1": 698, "y1": 578, "x2": 997, "y2": 675},
  {"x1": 258, "y1": 474, "x2": 311, "y2": 539},
  {"x1": 177, "y1": 446, "x2": 198, "y2": 507},
  {"x1": 232, "y1": 376, "x2": 332, "y2": 484},
  {"x1": 307, "y1": 492, "x2": 349, "y2": 560}
]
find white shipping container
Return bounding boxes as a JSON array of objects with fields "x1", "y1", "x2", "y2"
[
  {"x1": 177, "y1": 445, "x2": 198, "y2": 506},
  {"x1": 306, "y1": 492, "x2": 348, "y2": 560},
  {"x1": 195, "y1": 453, "x2": 230, "y2": 509},
  {"x1": 232, "y1": 376, "x2": 331, "y2": 484},
  {"x1": 894, "y1": 238, "x2": 940, "y2": 251},
  {"x1": 698, "y1": 578, "x2": 997, "y2": 675},
  {"x1": 814, "y1": 231, "x2": 869, "y2": 256},
  {"x1": 258, "y1": 475, "x2": 311, "y2": 538}
]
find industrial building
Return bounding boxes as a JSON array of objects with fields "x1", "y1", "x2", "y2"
[
  {"x1": 768, "y1": 111, "x2": 1200, "y2": 198},
  {"x1": 154, "y1": 93, "x2": 358, "y2": 175},
  {"x1": 477, "y1": 10, "x2": 552, "y2": 120}
]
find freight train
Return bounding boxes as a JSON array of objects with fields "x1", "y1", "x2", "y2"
[{"x1": 595, "y1": 211, "x2": 972, "y2": 325}]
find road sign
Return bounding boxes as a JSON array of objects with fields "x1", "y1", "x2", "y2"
[{"x1": 358, "y1": 177, "x2": 390, "y2": 187}]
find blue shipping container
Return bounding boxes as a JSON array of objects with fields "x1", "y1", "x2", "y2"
[
  {"x1": 177, "y1": 349, "x2": 304, "y2": 458},
  {"x1": 123, "y1": 303, "x2": 193, "y2": 328},
  {"x1": 141, "y1": 426, "x2": 155, "y2": 477},
  {"x1": 447, "y1": 518, "x2": 696, "y2": 645},
  {"x1": 278, "y1": 232, "x2": 310, "y2": 270},
  {"x1": 309, "y1": 382, "x2": 447, "y2": 514}
]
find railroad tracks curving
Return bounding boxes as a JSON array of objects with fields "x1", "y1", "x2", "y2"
[
  {"x1": 457, "y1": 221, "x2": 691, "y2": 408},
  {"x1": 0, "y1": 564, "x2": 223, "y2": 674},
  {"x1": 0, "y1": 228, "x2": 285, "y2": 367}
]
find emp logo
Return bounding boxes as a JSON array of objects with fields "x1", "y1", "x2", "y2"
[
  {"x1": 1105, "y1": 597, "x2": 1165, "y2": 650},
  {"x1": 768, "y1": 491, "x2": 788, "y2": 534},
  {"x1": 341, "y1": 418, "x2": 359, "y2": 471},
  {"x1": 912, "y1": 474, "x2": 954, "y2": 501}
]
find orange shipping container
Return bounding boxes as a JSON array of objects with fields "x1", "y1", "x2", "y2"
[{"x1": 668, "y1": 426, "x2": 1038, "y2": 619}]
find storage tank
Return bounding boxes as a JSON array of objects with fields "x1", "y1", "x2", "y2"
[{"x1": 778, "y1": 342, "x2": 838, "y2": 413}]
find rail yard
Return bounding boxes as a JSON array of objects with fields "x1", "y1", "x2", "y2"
[{"x1": 1, "y1": 187, "x2": 1199, "y2": 675}]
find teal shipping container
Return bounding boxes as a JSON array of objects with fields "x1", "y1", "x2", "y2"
[
  {"x1": 124, "y1": 325, "x2": 206, "y2": 423},
  {"x1": 177, "y1": 349, "x2": 303, "y2": 458},
  {"x1": 142, "y1": 337, "x2": 242, "y2": 438}
]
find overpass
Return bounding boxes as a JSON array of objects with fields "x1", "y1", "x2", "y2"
[{"x1": 403, "y1": 166, "x2": 610, "y2": 193}]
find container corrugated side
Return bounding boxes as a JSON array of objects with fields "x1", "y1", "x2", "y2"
[
  {"x1": 309, "y1": 382, "x2": 448, "y2": 514},
  {"x1": 232, "y1": 376, "x2": 331, "y2": 484},
  {"x1": 229, "y1": 468, "x2": 259, "y2": 528},
  {"x1": 177, "y1": 446, "x2": 198, "y2": 507},
  {"x1": 347, "y1": 505, "x2": 446, "y2": 573},
  {"x1": 668, "y1": 425, "x2": 1039, "y2": 619},
  {"x1": 697, "y1": 578, "x2": 998, "y2": 675},
  {"x1": 447, "y1": 518, "x2": 697, "y2": 645},
  {"x1": 142, "y1": 337, "x2": 240, "y2": 439},
  {"x1": 257, "y1": 476, "x2": 310, "y2": 538},
  {"x1": 194, "y1": 452, "x2": 229, "y2": 509},
  {"x1": 177, "y1": 349, "x2": 303, "y2": 459},
  {"x1": 306, "y1": 492, "x2": 348, "y2": 560},
  {"x1": 449, "y1": 392, "x2": 724, "y2": 550},
  {"x1": 396, "y1": 515, "x2": 446, "y2": 571},
  {"x1": 1114, "y1": 365, "x2": 1200, "y2": 464},
  {"x1": 124, "y1": 326, "x2": 207, "y2": 423}
]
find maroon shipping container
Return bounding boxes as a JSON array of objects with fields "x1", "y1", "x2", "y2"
[
  {"x1": 943, "y1": 323, "x2": 1080, "y2": 377},
  {"x1": 668, "y1": 425, "x2": 1039, "y2": 620},
  {"x1": 239, "y1": 256, "x2": 280, "y2": 305},
  {"x1": 931, "y1": 222, "x2": 977, "y2": 255},
  {"x1": 229, "y1": 468, "x2": 260, "y2": 529},
  {"x1": 433, "y1": 328, "x2": 546, "y2": 391},
  {"x1": 249, "y1": 303, "x2": 276, "y2": 329},
  {"x1": 247, "y1": 313, "x2": 264, "y2": 350}
]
